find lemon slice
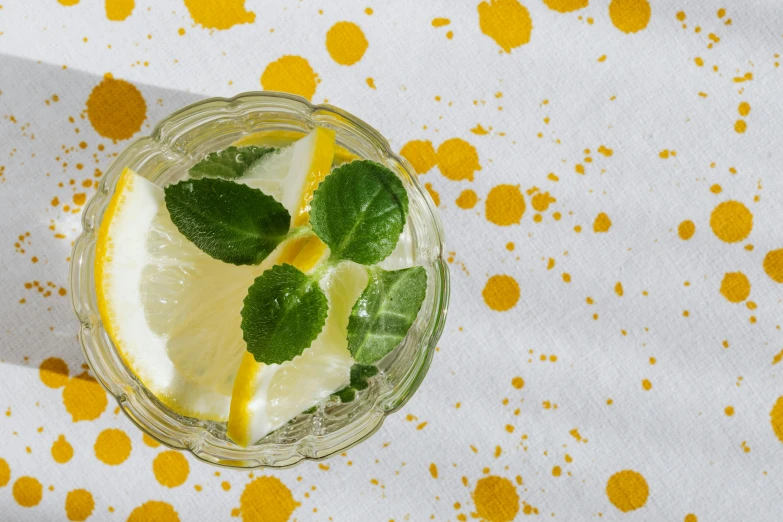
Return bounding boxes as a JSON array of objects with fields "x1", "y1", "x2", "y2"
[{"x1": 228, "y1": 127, "x2": 368, "y2": 446}]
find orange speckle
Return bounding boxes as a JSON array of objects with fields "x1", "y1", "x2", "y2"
[
  {"x1": 725, "y1": 406, "x2": 735, "y2": 416},
  {"x1": 73, "y1": 193, "x2": 87, "y2": 206},
  {"x1": 86, "y1": 75, "x2": 146, "y2": 141},
  {"x1": 437, "y1": 138, "x2": 481, "y2": 181},
  {"x1": 562, "y1": 272, "x2": 571, "y2": 283},
  {"x1": 153, "y1": 451, "x2": 189, "y2": 488},
  {"x1": 240, "y1": 476, "x2": 300, "y2": 522},
  {"x1": 456, "y1": 189, "x2": 479, "y2": 209},
  {"x1": 58, "y1": 0, "x2": 80, "y2": 5},
  {"x1": 62, "y1": 371, "x2": 107, "y2": 422},
  {"x1": 472, "y1": 476, "x2": 519, "y2": 522},
  {"x1": 575, "y1": 164, "x2": 585, "y2": 175},
  {"x1": 685, "y1": 515, "x2": 698, "y2": 522},
  {"x1": 94, "y1": 428, "x2": 131, "y2": 465},
  {"x1": 720, "y1": 272, "x2": 751, "y2": 303},
  {"x1": 477, "y1": 0, "x2": 532, "y2": 53},
  {"x1": 694, "y1": 57, "x2": 704, "y2": 67},
  {"x1": 542, "y1": 0, "x2": 588, "y2": 13},
  {"x1": 31, "y1": 257, "x2": 38, "y2": 263},
  {"x1": 485, "y1": 185, "x2": 525, "y2": 226},
  {"x1": 424, "y1": 183, "x2": 440, "y2": 207},
  {"x1": 642, "y1": 379, "x2": 652, "y2": 390},
  {"x1": 471, "y1": 124, "x2": 490, "y2": 135},
  {"x1": 429, "y1": 463, "x2": 438, "y2": 479},
  {"x1": 593, "y1": 212, "x2": 612, "y2": 233},
  {"x1": 552, "y1": 466, "x2": 562, "y2": 477},
  {"x1": 511, "y1": 376, "x2": 525, "y2": 389},
  {"x1": 400, "y1": 140, "x2": 437, "y2": 175},
  {"x1": 13, "y1": 476, "x2": 43, "y2": 507},
  {"x1": 365, "y1": 7, "x2": 373, "y2": 15},
  {"x1": 365, "y1": 77, "x2": 376, "y2": 89},
  {"x1": 710, "y1": 201, "x2": 753, "y2": 243},
  {"x1": 614, "y1": 282, "x2": 624, "y2": 296},
  {"x1": 222, "y1": 481, "x2": 231, "y2": 491},
  {"x1": 178, "y1": 27, "x2": 186, "y2": 36},
  {"x1": 183, "y1": 0, "x2": 255, "y2": 30},
  {"x1": 530, "y1": 191, "x2": 556, "y2": 212},
  {"x1": 39, "y1": 357, "x2": 69, "y2": 388},
  {"x1": 51, "y1": 435, "x2": 74, "y2": 464},
  {"x1": 261, "y1": 56, "x2": 318, "y2": 101},
  {"x1": 738, "y1": 102, "x2": 751, "y2": 117},
  {"x1": 127, "y1": 501, "x2": 180, "y2": 522},
  {"x1": 506, "y1": 242, "x2": 515, "y2": 251},
  {"x1": 105, "y1": 0, "x2": 134, "y2": 21},
  {"x1": 597, "y1": 145, "x2": 613, "y2": 156},
  {"x1": 416, "y1": 421, "x2": 428, "y2": 430},
  {"x1": 483, "y1": 275, "x2": 520, "y2": 311},
  {"x1": 678, "y1": 220, "x2": 695, "y2": 240},
  {"x1": 432, "y1": 18, "x2": 451, "y2": 27},
  {"x1": 735, "y1": 120, "x2": 747, "y2": 133},
  {"x1": 609, "y1": 0, "x2": 651, "y2": 33},
  {"x1": 65, "y1": 489, "x2": 94, "y2": 521},
  {"x1": 142, "y1": 433, "x2": 161, "y2": 448},
  {"x1": 326, "y1": 22, "x2": 368, "y2": 66},
  {"x1": 763, "y1": 249, "x2": 783, "y2": 283},
  {"x1": 0, "y1": 458, "x2": 9, "y2": 487},
  {"x1": 51, "y1": 196, "x2": 60, "y2": 206},
  {"x1": 606, "y1": 470, "x2": 648, "y2": 512}
]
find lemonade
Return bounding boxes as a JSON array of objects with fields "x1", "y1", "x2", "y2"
[{"x1": 94, "y1": 128, "x2": 423, "y2": 447}]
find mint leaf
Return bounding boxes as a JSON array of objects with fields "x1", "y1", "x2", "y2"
[
  {"x1": 310, "y1": 160, "x2": 409, "y2": 265},
  {"x1": 332, "y1": 387, "x2": 356, "y2": 403},
  {"x1": 241, "y1": 264, "x2": 328, "y2": 365},
  {"x1": 347, "y1": 266, "x2": 427, "y2": 365},
  {"x1": 189, "y1": 146, "x2": 277, "y2": 179},
  {"x1": 350, "y1": 364, "x2": 378, "y2": 391},
  {"x1": 164, "y1": 178, "x2": 290, "y2": 265}
]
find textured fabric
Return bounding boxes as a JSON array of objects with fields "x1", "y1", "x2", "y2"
[{"x1": 1, "y1": 1, "x2": 783, "y2": 520}]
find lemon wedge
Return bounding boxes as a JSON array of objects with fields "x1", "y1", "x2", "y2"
[{"x1": 227, "y1": 127, "x2": 368, "y2": 447}]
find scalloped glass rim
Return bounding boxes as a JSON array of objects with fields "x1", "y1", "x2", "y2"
[{"x1": 69, "y1": 91, "x2": 449, "y2": 468}]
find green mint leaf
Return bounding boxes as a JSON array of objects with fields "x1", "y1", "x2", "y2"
[
  {"x1": 332, "y1": 387, "x2": 356, "y2": 403},
  {"x1": 189, "y1": 146, "x2": 277, "y2": 179},
  {"x1": 347, "y1": 266, "x2": 427, "y2": 365},
  {"x1": 302, "y1": 405, "x2": 318, "y2": 415},
  {"x1": 310, "y1": 160, "x2": 409, "y2": 265},
  {"x1": 349, "y1": 364, "x2": 378, "y2": 391},
  {"x1": 241, "y1": 264, "x2": 328, "y2": 365},
  {"x1": 164, "y1": 178, "x2": 291, "y2": 265}
]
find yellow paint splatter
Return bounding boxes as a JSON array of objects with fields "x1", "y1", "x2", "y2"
[
  {"x1": 543, "y1": 0, "x2": 588, "y2": 13},
  {"x1": 400, "y1": 140, "x2": 437, "y2": 174},
  {"x1": 477, "y1": 0, "x2": 532, "y2": 53},
  {"x1": 0, "y1": 458, "x2": 9, "y2": 487},
  {"x1": 58, "y1": 0, "x2": 80, "y2": 5},
  {"x1": 62, "y1": 371, "x2": 107, "y2": 422},
  {"x1": 86, "y1": 75, "x2": 146, "y2": 141},
  {"x1": 738, "y1": 102, "x2": 751, "y2": 117},
  {"x1": 65, "y1": 489, "x2": 94, "y2": 521},
  {"x1": 456, "y1": 189, "x2": 479, "y2": 209},
  {"x1": 105, "y1": 0, "x2": 134, "y2": 21},
  {"x1": 472, "y1": 476, "x2": 519, "y2": 522},
  {"x1": 511, "y1": 376, "x2": 525, "y2": 389},
  {"x1": 530, "y1": 191, "x2": 555, "y2": 212},
  {"x1": 597, "y1": 145, "x2": 613, "y2": 156},
  {"x1": 763, "y1": 249, "x2": 783, "y2": 283},
  {"x1": 240, "y1": 476, "x2": 300, "y2": 522},
  {"x1": 52, "y1": 434, "x2": 74, "y2": 464},
  {"x1": 432, "y1": 18, "x2": 451, "y2": 27},
  {"x1": 13, "y1": 476, "x2": 43, "y2": 507},
  {"x1": 429, "y1": 463, "x2": 438, "y2": 479},
  {"x1": 593, "y1": 212, "x2": 612, "y2": 233},
  {"x1": 606, "y1": 470, "x2": 649, "y2": 512},
  {"x1": 73, "y1": 193, "x2": 86, "y2": 206},
  {"x1": 710, "y1": 201, "x2": 753, "y2": 243},
  {"x1": 720, "y1": 272, "x2": 750, "y2": 303},
  {"x1": 725, "y1": 406, "x2": 735, "y2": 416},
  {"x1": 615, "y1": 282, "x2": 624, "y2": 296},
  {"x1": 143, "y1": 433, "x2": 161, "y2": 448},
  {"x1": 183, "y1": 0, "x2": 255, "y2": 30},
  {"x1": 485, "y1": 185, "x2": 525, "y2": 226},
  {"x1": 642, "y1": 379, "x2": 652, "y2": 390},
  {"x1": 471, "y1": 124, "x2": 490, "y2": 135},
  {"x1": 153, "y1": 451, "x2": 189, "y2": 488},
  {"x1": 326, "y1": 22, "x2": 368, "y2": 66},
  {"x1": 685, "y1": 515, "x2": 698, "y2": 522},
  {"x1": 483, "y1": 275, "x2": 520, "y2": 312},
  {"x1": 94, "y1": 428, "x2": 131, "y2": 466},
  {"x1": 437, "y1": 138, "x2": 481, "y2": 181},
  {"x1": 771, "y1": 397, "x2": 783, "y2": 444},
  {"x1": 609, "y1": 0, "x2": 651, "y2": 34},
  {"x1": 261, "y1": 56, "x2": 318, "y2": 101},
  {"x1": 127, "y1": 501, "x2": 180, "y2": 522},
  {"x1": 40, "y1": 357, "x2": 69, "y2": 388},
  {"x1": 735, "y1": 120, "x2": 747, "y2": 134},
  {"x1": 678, "y1": 220, "x2": 695, "y2": 240},
  {"x1": 552, "y1": 466, "x2": 562, "y2": 477},
  {"x1": 365, "y1": 77, "x2": 376, "y2": 89},
  {"x1": 424, "y1": 183, "x2": 440, "y2": 207}
]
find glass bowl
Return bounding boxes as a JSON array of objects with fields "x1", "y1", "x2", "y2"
[{"x1": 69, "y1": 92, "x2": 449, "y2": 468}]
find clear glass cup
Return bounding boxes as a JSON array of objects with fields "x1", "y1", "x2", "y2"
[{"x1": 69, "y1": 92, "x2": 449, "y2": 468}]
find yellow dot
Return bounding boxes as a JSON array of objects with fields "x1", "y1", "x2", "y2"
[
  {"x1": 472, "y1": 475, "x2": 519, "y2": 522},
  {"x1": 485, "y1": 185, "x2": 525, "y2": 226},
  {"x1": 0, "y1": 458, "x2": 10, "y2": 487},
  {"x1": 86, "y1": 76, "x2": 147, "y2": 140},
  {"x1": 456, "y1": 189, "x2": 479, "y2": 210},
  {"x1": 127, "y1": 501, "x2": 180, "y2": 522},
  {"x1": 678, "y1": 220, "x2": 695, "y2": 240},
  {"x1": 552, "y1": 466, "x2": 562, "y2": 477},
  {"x1": 429, "y1": 463, "x2": 438, "y2": 479},
  {"x1": 58, "y1": 0, "x2": 80, "y2": 5},
  {"x1": 593, "y1": 212, "x2": 612, "y2": 233},
  {"x1": 710, "y1": 184, "x2": 722, "y2": 194},
  {"x1": 178, "y1": 27, "x2": 186, "y2": 36},
  {"x1": 142, "y1": 433, "x2": 161, "y2": 448},
  {"x1": 240, "y1": 476, "x2": 300, "y2": 522},
  {"x1": 478, "y1": 0, "x2": 532, "y2": 53},
  {"x1": 399, "y1": 140, "x2": 437, "y2": 174},
  {"x1": 771, "y1": 396, "x2": 783, "y2": 444},
  {"x1": 65, "y1": 489, "x2": 94, "y2": 521},
  {"x1": 221, "y1": 481, "x2": 231, "y2": 491},
  {"x1": 676, "y1": 11, "x2": 686, "y2": 21},
  {"x1": 542, "y1": 0, "x2": 588, "y2": 13},
  {"x1": 105, "y1": 0, "x2": 135, "y2": 21},
  {"x1": 530, "y1": 191, "x2": 556, "y2": 212},
  {"x1": 685, "y1": 515, "x2": 698, "y2": 522},
  {"x1": 483, "y1": 275, "x2": 521, "y2": 312},
  {"x1": 614, "y1": 282, "x2": 624, "y2": 296},
  {"x1": 562, "y1": 272, "x2": 571, "y2": 283},
  {"x1": 13, "y1": 476, "x2": 43, "y2": 507},
  {"x1": 183, "y1": 0, "x2": 255, "y2": 30},
  {"x1": 424, "y1": 183, "x2": 440, "y2": 207},
  {"x1": 261, "y1": 56, "x2": 317, "y2": 101},
  {"x1": 511, "y1": 376, "x2": 525, "y2": 389},
  {"x1": 735, "y1": 119, "x2": 747, "y2": 133},
  {"x1": 763, "y1": 249, "x2": 783, "y2": 283},
  {"x1": 62, "y1": 371, "x2": 108, "y2": 422},
  {"x1": 437, "y1": 138, "x2": 481, "y2": 181},
  {"x1": 709, "y1": 201, "x2": 753, "y2": 243},
  {"x1": 642, "y1": 379, "x2": 652, "y2": 390},
  {"x1": 39, "y1": 357, "x2": 69, "y2": 388},
  {"x1": 725, "y1": 406, "x2": 735, "y2": 416},
  {"x1": 325, "y1": 21, "x2": 368, "y2": 66},
  {"x1": 720, "y1": 271, "x2": 751, "y2": 303},
  {"x1": 738, "y1": 102, "x2": 751, "y2": 117},
  {"x1": 94, "y1": 428, "x2": 131, "y2": 466},
  {"x1": 606, "y1": 470, "x2": 649, "y2": 512},
  {"x1": 153, "y1": 451, "x2": 189, "y2": 488},
  {"x1": 609, "y1": 0, "x2": 651, "y2": 34},
  {"x1": 52, "y1": 434, "x2": 74, "y2": 464}
]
